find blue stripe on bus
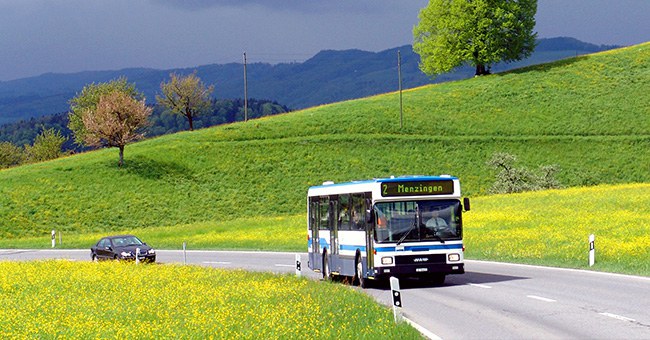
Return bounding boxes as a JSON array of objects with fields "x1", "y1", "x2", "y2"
[
  {"x1": 339, "y1": 244, "x2": 367, "y2": 252},
  {"x1": 374, "y1": 244, "x2": 463, "y2": 252},
  {"x1": 310, "y1": 240, "x2": 461, "y2": 253}
]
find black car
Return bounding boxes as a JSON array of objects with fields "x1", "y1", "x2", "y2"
[{"x1": 90, "y1": 235, "x2": 156, "y2": 263}]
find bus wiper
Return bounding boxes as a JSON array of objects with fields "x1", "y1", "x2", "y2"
[
  {"x1": 429, "y1": 233, "x2": 445, "y2": 244},
  {"x1": 396, "y1": 218, "x2": 417, "y2": 246}
]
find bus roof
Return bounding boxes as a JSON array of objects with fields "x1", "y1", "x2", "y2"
[{"x1": 308, "y1": 175, "x2": 459, "y2": 191}]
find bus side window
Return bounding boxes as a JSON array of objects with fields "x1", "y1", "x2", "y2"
[
  {"x1": 351, "y1": 194, "x2": 366, "y2": 230},
  {"x1": 339, "y1": 194, "x2": 351, "y2": 231},
  {"x1": 319, "y1": 197, "x2": 330, "y2": 230}
]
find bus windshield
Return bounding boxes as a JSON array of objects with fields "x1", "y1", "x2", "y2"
[{"x1": 374, "y1": 199, "x2": 462, "y2": 243}]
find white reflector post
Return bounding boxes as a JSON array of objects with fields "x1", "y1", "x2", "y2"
[
  {"x1": 390, "y1": 276, "x2": 403, "y2": 322},
  {"x1": 295, "y1": 254, "x2": 302, "y2": 277},
  {"x1": 135, "y1": 248, "x2": 140, "y2": 265},
  {"x1": 589, "y1": 234, "x2": 595, "y2": 267},
  {"x1": 51, "y1": 230, "x2": 56, "y2": 248},
  {"x1": 183, "y1": 241, "x2": 187, "y2": 265}
]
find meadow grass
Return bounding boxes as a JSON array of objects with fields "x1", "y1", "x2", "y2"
[
  {"x1": 0, "y1": 260, "x2": 422, "y2": 339},
  {"x1": 465, "y1": 183, "x2": 650, "y2": 276}
]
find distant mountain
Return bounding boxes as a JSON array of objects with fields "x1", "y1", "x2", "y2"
[{"x1": 0, "y1": 37, "x2": 621, "y2": 125}]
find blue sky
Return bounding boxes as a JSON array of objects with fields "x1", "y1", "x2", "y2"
[{"x1": 0, "y1": 0, "x2": 647, "y2": 81}]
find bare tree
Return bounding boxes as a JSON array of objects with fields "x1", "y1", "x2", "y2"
[
  {"x1": 82, "y1": 91, "x2": 152, "y2": 167},
  {"x1": 157, "y1": 72, "x2": 214, "y2": 131}
]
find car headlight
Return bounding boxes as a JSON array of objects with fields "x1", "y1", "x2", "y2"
[{"x1": 147, "y1": 249, "x2": 155, "y2": 255}]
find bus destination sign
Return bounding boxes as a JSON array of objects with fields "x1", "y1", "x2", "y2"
[{"x1": 380, "y1": 180, "x2": 454, "y2": 197}]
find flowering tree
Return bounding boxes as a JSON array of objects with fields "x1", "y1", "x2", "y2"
[
  {"x1": 82, "y1": 91, "x2": 151, "y2": 167},
  {"x1": 69, "y1": 77, "x2": 141, "y2": 146}
]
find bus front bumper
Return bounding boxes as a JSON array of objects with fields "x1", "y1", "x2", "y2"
[{"x1": 371, "y1": 263, "x2": 464, "y2": 279}]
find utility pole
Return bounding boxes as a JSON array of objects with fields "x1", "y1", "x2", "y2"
[
  {"x1": 398, "y1": 50, "x2": 403, "y2": 129},
  {"x1": 243, "y1": 52, "x2": 248, "y2": 122}
]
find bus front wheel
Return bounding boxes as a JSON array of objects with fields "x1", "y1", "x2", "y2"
[
  {"x1": 354, "y1": 254, "x2": 367, "y2": 288},
  {"x1": 322, "y1": 253, "x2": 331, "y2": 281}
]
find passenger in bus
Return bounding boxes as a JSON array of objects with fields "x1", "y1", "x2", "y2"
[{"x1": 351, "y1": 209, "x2": 362, "y2": 230}]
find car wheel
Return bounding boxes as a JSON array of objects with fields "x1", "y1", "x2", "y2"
[{"x1": 91, "y1": 254, "x2": 98, "y2": 262}]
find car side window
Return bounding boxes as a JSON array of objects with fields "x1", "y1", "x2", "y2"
[{"x1": 98, "y1": 239, "x2": 109, "y2": 248}]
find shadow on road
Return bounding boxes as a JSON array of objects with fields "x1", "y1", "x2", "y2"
[{"x1": 366, "y1": 271, "x2": 529, "y2": 290}]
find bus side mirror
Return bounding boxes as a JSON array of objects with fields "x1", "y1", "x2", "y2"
[
  {"x1": 463, "y1": 197, "x2": 471, "y2": 212},
  {"x1": 365, "y1": 209, "x2": 374, "y2": 224}
]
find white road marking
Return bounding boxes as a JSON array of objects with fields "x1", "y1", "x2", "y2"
[
  {"x1": 274, "y1": 264, "x2": 294, "y2": 268},
  {"x1": 469, "y1": 283, "x2": 492, "y2": 289},
  {"x1": 599, "y1": 312, "x2": 636, "y2": 323},
  {"x1": 403, "y1": 317, "x2": 443, "y2": 340},
  {"x1": 527, "y1": 295, "x2": 556, "y2": 303}
]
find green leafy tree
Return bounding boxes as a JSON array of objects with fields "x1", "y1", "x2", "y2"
[
  {"x1": 81, "y1": 91, "x2": 152, "y2": 167},
  {"x1": 0, "y1": 141, "x2": 24, "y2": 169},
  {"x1": 24, "y1": 127, "x2": 67, "y2": 163},
  {"x1": 157, "y1": 72, "x2": 214, "y2": 131},
  {"x1": 69, "y1": 77, "x2": 142, "y2": 146},
  {"x1": 413, "y1": 0, "x2": 537, "y2": 76}
]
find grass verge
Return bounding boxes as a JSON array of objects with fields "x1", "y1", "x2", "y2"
[{"x1": 0, "y1": 260, "x2": 422, "y2": 339}]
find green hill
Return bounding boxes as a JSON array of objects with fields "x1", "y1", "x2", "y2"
[
  {"x1": 0, "y1": 37, "x2": 621, "y2": 125},
  {"x1": 1, "y1": 43, "x2": 648, "y2": 255}
]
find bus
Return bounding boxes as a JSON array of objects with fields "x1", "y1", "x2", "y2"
[{"x1": 307, "y1": 175, "x2": 469, "y2": 287}]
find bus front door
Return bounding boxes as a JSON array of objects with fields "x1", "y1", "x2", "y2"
[{"x1": 365, "y1": 198, "x2": 374, "y2": 277}]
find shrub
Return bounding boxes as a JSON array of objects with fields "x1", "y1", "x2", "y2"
[{"x1": 487, "y1": 152, "x2": 562, "y2": 194}]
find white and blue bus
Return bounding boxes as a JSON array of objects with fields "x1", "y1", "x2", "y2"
[{"x1": 307, "y1": 175, "x2": 469, "y2": 287}]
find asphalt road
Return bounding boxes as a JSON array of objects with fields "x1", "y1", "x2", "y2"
[{"x1": 2, "y1": 249, "x2": 649, "y2": 339}]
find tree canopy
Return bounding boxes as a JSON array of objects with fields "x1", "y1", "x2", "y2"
[
  {"x1": 68, "y1": 77, "x2": 142, "y2": 146},
  {"x1": 413, "y1": 0, "x2": 537, "y2": 76},
  {"x1": 81, "y1": 91, "x2": 152, "y2": 167},
  {"x1": 157, "y1": 72, "x2": 214, "y2": 131}
]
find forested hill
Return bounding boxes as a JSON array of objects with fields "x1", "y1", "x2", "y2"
[{"x1": 0, "y1": 37, "x2": 620, "y2": 125}]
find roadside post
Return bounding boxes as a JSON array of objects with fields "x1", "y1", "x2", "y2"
[
  {"x1": 295, "y1": 254, "x2": 302, "y2": 277},
  {"x1": 51, "y1": 230, "x2": 56, "y2": 248},
  {"x1": 390, "y1": 276, "x2": 403, "y2": 322},
  {"x1": 589, "y1": 234, "x2": 595, "y2": 267},
  {"x1": 58, "y1": 231, "x2": 62, "y2": 246},
  {"x1": 135, "y1": 248, "x2": 140, "y2": 265},
  {"x1": 183, "y1": 242, "x2": 187, "y2": 265}
]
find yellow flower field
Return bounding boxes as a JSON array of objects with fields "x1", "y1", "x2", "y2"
[
  {"x1": 0, "y1": 261, "x2": 421, "y2": 339},
  {"x1": 465, "y1": 183, "x2": 650, "y2": 275}
]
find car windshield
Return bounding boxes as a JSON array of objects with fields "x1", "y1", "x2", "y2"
[
  {"x1": 374, "y1": 199, "x2": 462, "y2": 243},
  {"x1": 111, "y1": 236, "x2": 143, "y2": 247}
]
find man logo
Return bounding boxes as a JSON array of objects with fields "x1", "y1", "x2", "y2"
[{"x1": 413, "y1": 257, "x2": 429, "y2": 263}]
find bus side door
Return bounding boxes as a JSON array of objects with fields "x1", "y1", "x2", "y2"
[{"x1": 309, "y1": 198, "x2": 319, "y2": 270}]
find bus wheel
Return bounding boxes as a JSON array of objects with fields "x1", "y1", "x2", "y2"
[
  {"x1": 322, "y1": 253, "x2": 331, "y2": 281},
  {"x1": 354, "y1": 255, "x2": 367, "y2": 288}
]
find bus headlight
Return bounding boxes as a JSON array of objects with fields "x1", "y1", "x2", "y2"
[
  {"x1": 381, "y1": 257, "x2": 394, "y2": 265},
  {"x1": 448, "y1": 253, "x2": 460, "y2": 262}
]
